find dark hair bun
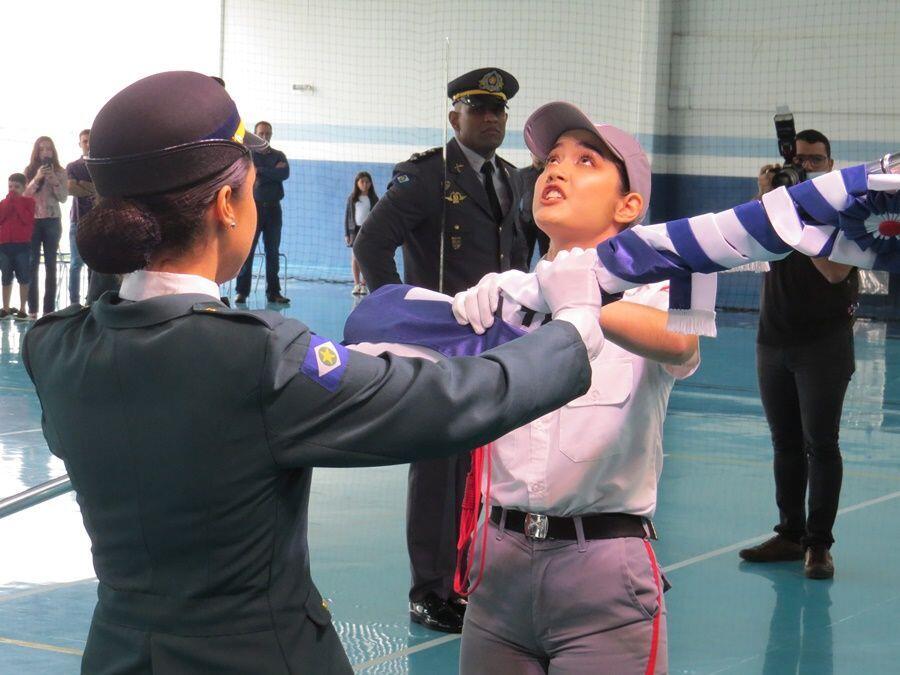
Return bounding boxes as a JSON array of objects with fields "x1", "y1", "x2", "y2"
[{"x1": 76, "y1": 198, "x2": 162, "y2": 274}]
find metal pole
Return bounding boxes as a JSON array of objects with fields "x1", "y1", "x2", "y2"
[
  {"x1": 439, "y1": 36, "x2": 450, "y2": 294},
  {"x1": 0, "y1": 475, "x2": 73, "y2": 521},
  {"x1": 218, "y1": 0, "x2": 227, "y2": 79}
]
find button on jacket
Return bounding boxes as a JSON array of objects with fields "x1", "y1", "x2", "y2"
[{"x1": 22, "y1": 271, "x2": 591, "y2": 674}]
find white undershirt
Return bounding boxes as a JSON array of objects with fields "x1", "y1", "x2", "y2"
[
  {"x1": 354, "y1": 197, "x2": 371, "y2": 228},
  {"x1": 118, "y1": 270, "x2": 221, "y2": 302},
  {"x1": 456, "y1": 139, "x2": 511, "y2": 215}
]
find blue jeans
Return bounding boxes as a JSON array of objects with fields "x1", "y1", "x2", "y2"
[
  {"x1": 0, "y1": 243, "x2": 32, "y2": 286},
  {"x1": 69, "y1": 221, "x2": 86, "y2": 304},
  {"x1": 28, "y1": 217, "x2": 62, "y2": 315}
]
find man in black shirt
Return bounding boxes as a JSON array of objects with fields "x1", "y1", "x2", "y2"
[
  {"x1": 740, "y1": 129, "x2": 857, "y2": 579},
  {"x1": 235, "y1": 121, "x2": 290, "y2": 305}
]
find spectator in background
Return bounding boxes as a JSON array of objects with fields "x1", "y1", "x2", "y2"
[
  {"x1": 344, "y1": 171, "x2": 378, "y2": 295},
  {"x1": 0, "y1": 173, "x2": 35, "y2": 319},
  {"x1": 72, "y1": 127, "x2": 121, "y2": 305},
  {"x1": 66, "y1": 129, "x2": 95, "y2": 305},
  {"x1": 24, "y1": 136, "x2": 68, "y2": 317},
  {"x1": 234, "y1": 120, "x2": 290, "y2": 305},
  {"x1": 514, "y1": 153, "x2": 549, "y2": 266},
  {"x1": 740, "y1": 129, "x2": 857, "y2": 580}
]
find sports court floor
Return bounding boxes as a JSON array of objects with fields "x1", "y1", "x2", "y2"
[{"x1": 1, "y1": 280, "x2": 898, "y2": 674}]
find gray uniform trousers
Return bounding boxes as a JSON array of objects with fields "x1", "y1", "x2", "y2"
[{"x1": 460, "y1": 516, "x2": 667, "y2": 675}]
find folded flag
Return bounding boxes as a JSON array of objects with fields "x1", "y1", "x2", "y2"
[{"x1": 343, "y1": 285, "x2": 524, "y2": 356}]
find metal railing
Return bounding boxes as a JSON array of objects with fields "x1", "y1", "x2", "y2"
[{"x1": 0, "y1": 475, "x2": 73, "y2": 520}]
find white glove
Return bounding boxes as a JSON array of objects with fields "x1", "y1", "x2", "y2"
[
  {"x1": 535, "y1": 247, "x2": 604, "y2": 359},
  {"x1": 452, "y1": 269, "x2": 545, "y2": 334}
]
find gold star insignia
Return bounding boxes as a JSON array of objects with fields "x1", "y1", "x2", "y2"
[{"x1": 318, "y1": 346, "x2": 338, "y2": 366}]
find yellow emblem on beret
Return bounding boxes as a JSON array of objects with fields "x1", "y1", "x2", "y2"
[
  {"x1": 232, "y1": 120, "x2": 246, "y2": 144},
  {"x1": 478, "y1": 71, "x2": 504, "y2": 93}
]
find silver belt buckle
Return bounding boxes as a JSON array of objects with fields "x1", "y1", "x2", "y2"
[{"x1": 524, "y1": 513, "x2": 549, "y2": 540}]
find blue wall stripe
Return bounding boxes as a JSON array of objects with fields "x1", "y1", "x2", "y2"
[
  {"x1": 273, "y1": 123, "x2": 894, "y2": 162},
  {"x1": 277, "y1": 159, "x2": 757, "y2": 283},
  {"x1": 272, "y1": 158, "x2": 896, "y2": 319}
]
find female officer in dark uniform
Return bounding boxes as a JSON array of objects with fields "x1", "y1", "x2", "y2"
[{"x1": 21, "y1": 72, "x2": 601, "y2": 674}]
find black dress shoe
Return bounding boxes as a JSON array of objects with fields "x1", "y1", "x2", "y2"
[
  {"x1": 409, "y1": 593, "x2": 463, "y2": 633},
  {"x1": 804, "y1": 545, "x2": 835, "y2": 579},
  {"x1": 267, "y1": 294, "x2": 291, "y2": 305},
  {"x1": 449, "y1": 597, "x2": 467, "y2": 620},
  {"x1": 739, "y1": 534, "x2": 804, "y2": 562},
  {"x1": 234, "y1": 294, "x2": 247, "y2": 305}
]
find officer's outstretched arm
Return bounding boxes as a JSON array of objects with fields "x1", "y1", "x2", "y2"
[
  {"x1": 261, "y1": 319, "x2": 590, "y2": 468},
  {"x1": 353, "y1": 164, "x2": 434, "y2": 291}
]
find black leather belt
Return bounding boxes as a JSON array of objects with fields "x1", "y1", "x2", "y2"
[{"x1": 490, "y1": 506, "x2": 655, "y2": 541}]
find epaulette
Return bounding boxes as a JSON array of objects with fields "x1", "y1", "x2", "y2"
[
  {"x1": 497, "y1": 155, "x2": 517, "y2": 171},
  {"x1": 191, "y1": 302, "x2": 285, "y2": 330},
  {"x1": 31, "y1": 304, "x2": 90, "y2": 328},
  {"x1": 408, "y1": 146, "x2": 442, "y2": 163}
]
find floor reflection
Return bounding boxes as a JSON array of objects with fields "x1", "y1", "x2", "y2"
[
  {"x1": 739, "y1": 562, "x2": 834, "y2": 675},
  {"x1": 0, "y1": 319, "x2": 28, "y2": 362}
]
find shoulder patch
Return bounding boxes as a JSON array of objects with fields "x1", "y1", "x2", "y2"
[
  {"x1": 300, "y1": 334, "x2": 349, "y2": 391},
  {"x1": 408, "y1": 146, "x2": 442, "y2": 163},
  {"x1": 190, "y1": 302, "x2": 283, "y2": 330}
]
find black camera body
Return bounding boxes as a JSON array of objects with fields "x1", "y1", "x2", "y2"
[
  {"x1": 41, "y1": 158, "x2": 54, "y2": 169},
  {"x1": 770, "y1": 106, "x2": 806, "y2": 189}
]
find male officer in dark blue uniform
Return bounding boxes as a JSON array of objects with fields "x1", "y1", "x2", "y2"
[
  {"x1": 354, "y1": 67, "x2": 528, "y2": 632},
  {"x1": 22, "y1": 71, "x2": 604, "y2": 674}
]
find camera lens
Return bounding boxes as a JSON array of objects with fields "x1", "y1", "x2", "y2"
[{"x1": 771, "y1": 164, "x2": 806, "y2": 188}]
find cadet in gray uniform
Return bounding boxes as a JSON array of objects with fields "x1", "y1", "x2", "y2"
[
  {"x1": 354, "y1": 67, "x2": 529, "y2": 633},
  {"x1": 21, "y1": 71, "x2": 605, "y2": 675}
]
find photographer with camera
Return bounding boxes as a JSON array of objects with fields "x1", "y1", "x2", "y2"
[
  {"x1": 23, "y1": 136, "x2": 68, "y2": 318},
  {"x1": 740, "y1": 124, "x2": 858, "y2": 580}
]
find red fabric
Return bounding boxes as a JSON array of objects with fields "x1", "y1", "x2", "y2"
[
  {"x1": 453, "y1": 444, "x2": 492, "y2": 598},
  {"x1": 643, "y1": 539, "x2": 663, "y2": 675},
  {"x1": 0, "y1": 192, "x2": 36, "y2": 244}
]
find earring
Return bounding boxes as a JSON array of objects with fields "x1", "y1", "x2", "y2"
[{"x1": 230, "y1": 221, "x2": 237, "y2": 229}]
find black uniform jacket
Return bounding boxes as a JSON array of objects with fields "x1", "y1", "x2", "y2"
[
  {"x1": 353, "y1": 137, "x2": 527, "y2": 296},
  {"x1": 22, "y1": 293, "x2": 590, "y2": 674}
]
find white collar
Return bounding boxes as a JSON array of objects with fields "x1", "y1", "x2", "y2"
[
  {"x1": 119, "y1": 270, "x2": 220, "y2": 302},
  {"x1": 456, "y1": 139, "x2": 497, "y2": 174}
]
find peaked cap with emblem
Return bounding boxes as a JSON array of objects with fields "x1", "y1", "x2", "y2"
[
  {"x1": 447, "y1": 68, "x2": 518, "y2": 108},
  {"x1": 86, "y1": 71, "x2": 268, "y2": 198}
]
